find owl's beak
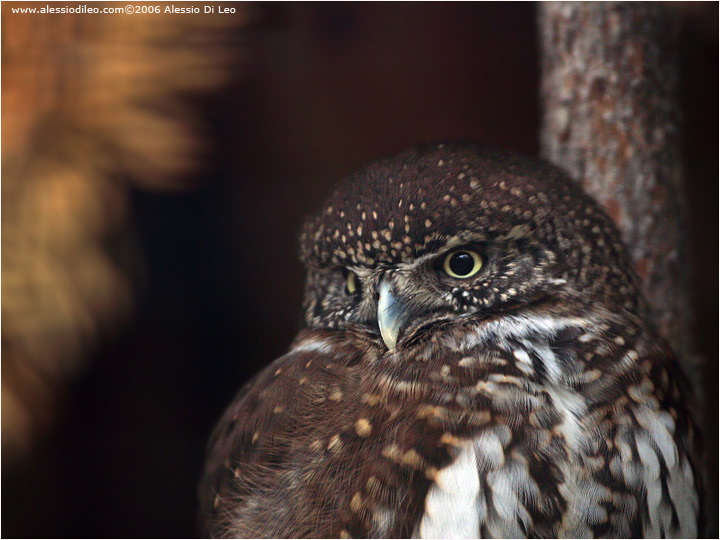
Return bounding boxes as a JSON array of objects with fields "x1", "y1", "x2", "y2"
[{"x1": 377, "y1": 281, "x2": 409, "y2": 350}]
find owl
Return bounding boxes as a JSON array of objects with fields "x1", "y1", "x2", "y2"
[{"x1": 199, "y1": 143, "x2": 703, "y2": 538}]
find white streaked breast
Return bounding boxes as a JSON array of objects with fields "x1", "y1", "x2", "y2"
[{"x1": 413, "y1": 442, "x2": 483, "y2": 539}]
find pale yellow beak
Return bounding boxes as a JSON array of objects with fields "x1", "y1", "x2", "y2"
[{"x1": 377, "y1": 281, "x2": 409, "y2": 350}]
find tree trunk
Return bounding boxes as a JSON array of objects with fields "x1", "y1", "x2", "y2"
[{"x1": 538, "y1": 3, "x2": 698, "y2": 390}]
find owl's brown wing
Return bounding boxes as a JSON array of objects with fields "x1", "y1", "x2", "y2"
[
  {"x1": 199, "y1": 329, "x2": 439, "y2": 538},
  {"x1": 199, "y1": 368, "x2": 262, "y2": 534},
  {"x1": 197, "y1": 344, "x2": 327, "y2": 538}
]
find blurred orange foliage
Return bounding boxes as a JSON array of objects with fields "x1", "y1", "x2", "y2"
[{"x1": 2, "y1": 1, "x2": 249, "y2": 461}]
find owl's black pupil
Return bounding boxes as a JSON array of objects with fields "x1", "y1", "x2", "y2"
[{"x1": 450, "y1": 252, "x2": 475, "y2": 275}]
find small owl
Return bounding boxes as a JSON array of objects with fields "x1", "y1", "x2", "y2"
[{"x1": 200, "y1": 143, "x2": 703, "y2": 538}]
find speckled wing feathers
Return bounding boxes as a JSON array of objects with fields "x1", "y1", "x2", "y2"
[{"x1": 200, "y1": 331, "x2": 441, "y2": 538}]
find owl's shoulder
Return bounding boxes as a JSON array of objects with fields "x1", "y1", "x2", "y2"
[{"x1": 199, "y1": 331, "x2": 384, "y2": 537}]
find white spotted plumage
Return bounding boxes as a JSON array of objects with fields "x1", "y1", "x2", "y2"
[{"x1": 413, "y1": 314, "x2": 699, "y2": 539}]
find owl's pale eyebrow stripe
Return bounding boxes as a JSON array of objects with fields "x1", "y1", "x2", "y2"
[
  {"x1": 346, "y1": 252, "x2": 439, "y2": 276},
  {"x1": 343, "y1": 235, "x2": 489, "y2": 275},
  {"x1": 394, "y1": 241, "x2": 483, "y2": 271},
  {"x1": 347, "y1": 266, "x2": 374, "y2": 279},
  {"x1": 394, "y1": 252, "x2": 441, "y2": 270},
  {"x1": 351, "y1": 245, "x2": 481, "y2": 275},
  {"x1": 401, "y1": 236, "x2": 485, "y2": 268}
]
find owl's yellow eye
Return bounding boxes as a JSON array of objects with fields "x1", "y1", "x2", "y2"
[
  {"x1": 442, "y1": 249, "x2": 483, "y2": 279},
  {"x1": 345, "y1": 270, "x2": 359, "y2": 294}
]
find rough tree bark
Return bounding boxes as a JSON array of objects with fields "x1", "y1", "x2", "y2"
[{"x1": 538, "y1": 3, "x2": 699, "y2": 391}]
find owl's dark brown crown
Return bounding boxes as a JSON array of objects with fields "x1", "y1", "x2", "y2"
[{"x1": 300, "y1": 142, "x2": 643, "y2": 313}]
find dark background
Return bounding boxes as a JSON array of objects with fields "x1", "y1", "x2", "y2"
[{"x1": 3, "y1": 3, "x2": 717, "y2": 537}]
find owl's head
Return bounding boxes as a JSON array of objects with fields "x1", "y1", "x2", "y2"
[{"x1": 299, "y1": 142, "x2": 642, "y2": 350}]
